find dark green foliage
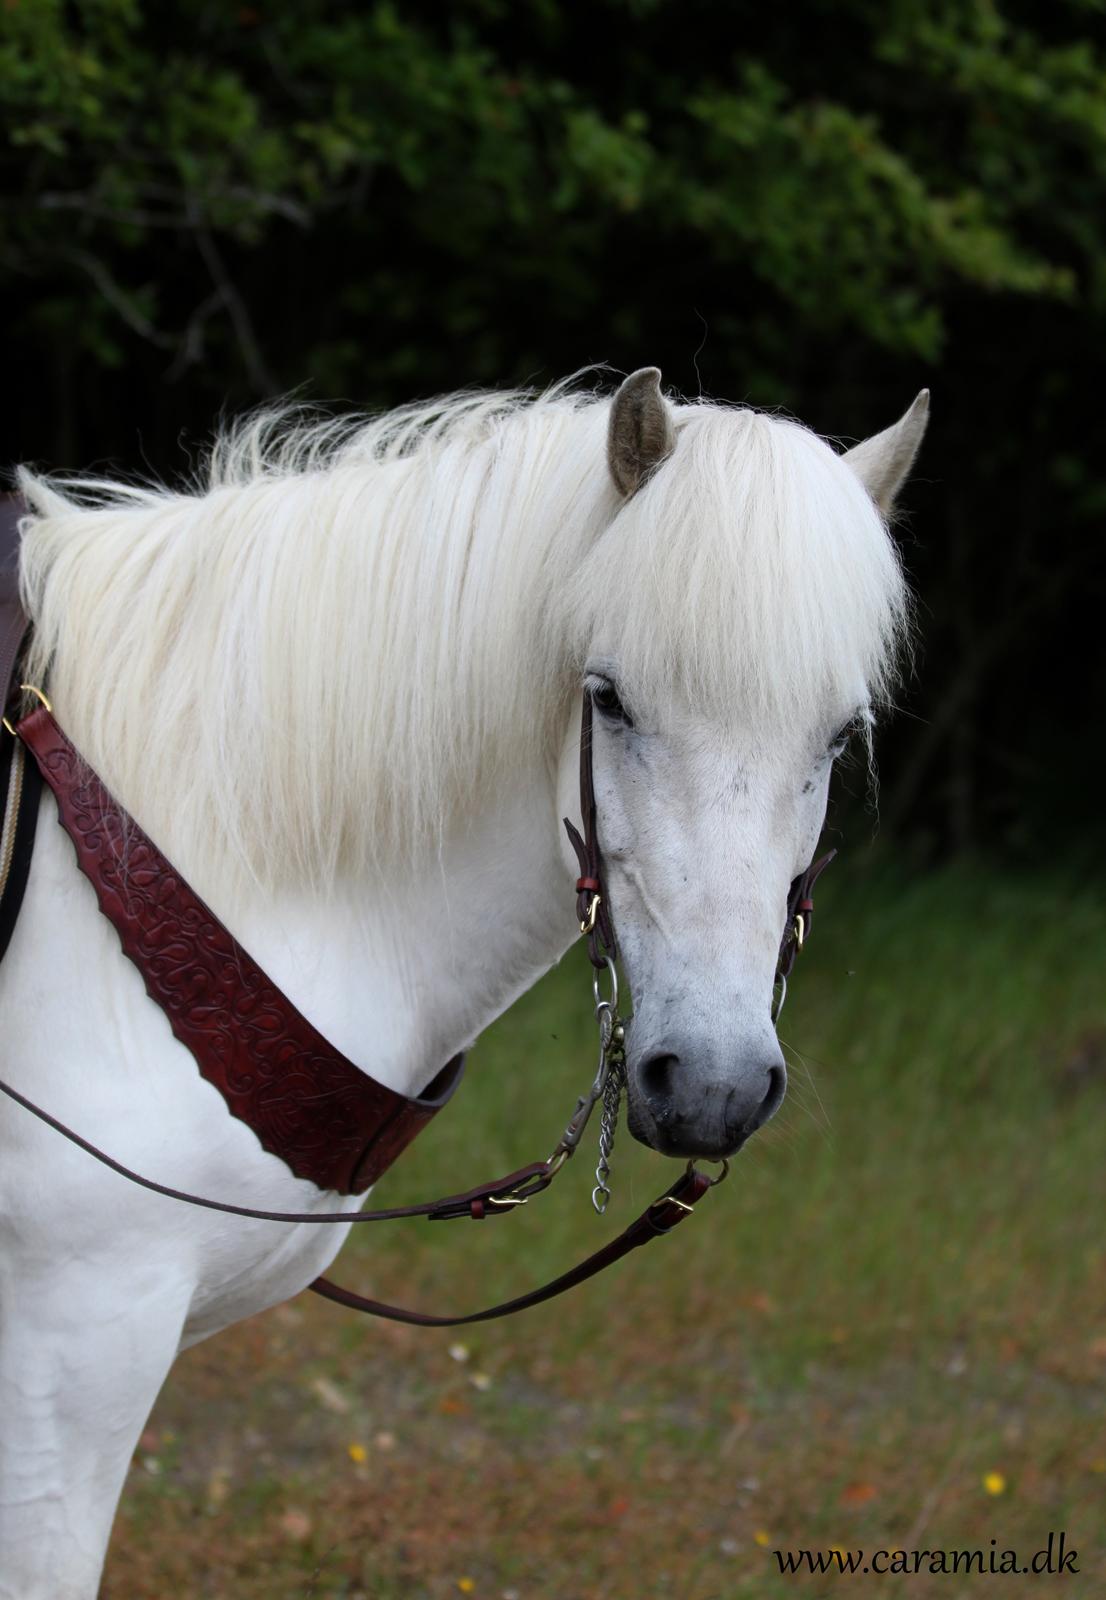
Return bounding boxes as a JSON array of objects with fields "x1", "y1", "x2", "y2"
[{"x1": 2, "y1": 1, "x2": 1102, "y2": 854}]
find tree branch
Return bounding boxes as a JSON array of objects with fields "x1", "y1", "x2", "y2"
[
  {"x1": 67, "y1": 249, "x2": 174, "y2": 348},
  {"x1": 193, "y1": 221, "x2": 277, "y2": 395}
]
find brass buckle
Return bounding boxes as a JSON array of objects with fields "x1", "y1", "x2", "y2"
[
  {"x1": 580, "y1": 892, "x2": 601, "y2": 935},
  {"x1": 793, "y1": 913, "x2": 805, "y2": 952},
  {"x1": 2, "y1": 683, "x2": 51, "y2": 737}
]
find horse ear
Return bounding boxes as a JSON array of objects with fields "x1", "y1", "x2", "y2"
[
  {"x1": 608, "y1": 368, "x2": 676, "y2": 497},
  {"x1": 843, "y1": 390, "x2": 929, "y2": 515}
]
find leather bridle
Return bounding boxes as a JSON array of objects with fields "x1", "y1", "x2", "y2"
[
  {"x1": 564, "y1": 690, "x2": 620, "y2": 973},
  {"x1": 0, "y1": 534, "x2": 834, "y2": 1325}
]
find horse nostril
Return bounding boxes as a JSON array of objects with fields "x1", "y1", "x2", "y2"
[
  {"x1": 640, "y1": 1052, "x2": 679, "y2": 1105},
  {"x1": 745, "y1": 1063, "x2": 787, "y2": 1134}
]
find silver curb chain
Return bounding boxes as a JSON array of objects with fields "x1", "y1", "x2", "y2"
[
  {"x1": 590, "y1": 958, "x2": 627, "y2": 1214},
  {"x1": 545, "y1": 956, "x2": 628, "y2": 1215},
  {"x1": 592, "y1": 1050, "x2": 625, "y2": 1214}
]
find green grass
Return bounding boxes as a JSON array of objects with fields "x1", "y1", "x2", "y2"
[{"x1": 105, "y1": 865, "x2": 1106, "y2": 1599}]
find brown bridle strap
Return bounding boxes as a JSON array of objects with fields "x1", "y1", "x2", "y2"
[
  {"x1": 778, "y1": 848, "x2": 837, "y2": 979},
  {"x1": 309, "y1": 1167, "x2": 713, "y2": 1326},
  {"x1": 563, "y1": 687, "x2": 836, "y2": 979},
  {"x1": 0, "y1": 1072, "x2": 553, "y2": 1222},
  {"x1": 0, "y1": 1066, "x2": 714, "y2": 1325},
  {"x1": 563, "y1": 691, "x2": 618, "y2": 970}
]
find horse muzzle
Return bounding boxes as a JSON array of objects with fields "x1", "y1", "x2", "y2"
[{"x1": 625, "y1": 1042, "x2": 788, "y2": 1160}]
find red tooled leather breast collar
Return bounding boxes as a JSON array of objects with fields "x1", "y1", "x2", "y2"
[
  {"x1": 0, "y1": 469, "x2": 842, "y2": 1324},
  {"x1": 13, "y1": 700, "x2": 464, "y2": 1195},
  {"x1": 2, "y1": 681, "x2": 836, "y2": 1327}
]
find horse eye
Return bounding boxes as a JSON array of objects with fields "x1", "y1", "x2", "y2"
[{"x1": 590, "y1": 678, "x2": 632, "y2": 726}]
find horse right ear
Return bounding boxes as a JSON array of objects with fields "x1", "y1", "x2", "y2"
[
  {"x1": 843, "y1": 390, "x2": 930, "y2": 516},
  {"x1": 608, "y1": 368, "x2": 676, "y2": 497}
]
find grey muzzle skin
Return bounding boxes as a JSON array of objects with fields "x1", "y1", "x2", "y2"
[{"x1": 627, "y1": 1047, "x2": 788, "y2": 1160}]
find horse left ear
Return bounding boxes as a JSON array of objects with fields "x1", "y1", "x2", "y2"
[
  {"x1": 843, "y1": 390, "x2": 929, "y2": 516},
  {"x1": 608, "y1": 368, "x2": 676, "y2": 497}
]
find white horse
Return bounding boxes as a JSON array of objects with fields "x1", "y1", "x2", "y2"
[{"x1": 0, "y1": 369, "x2": 925, "y2": 1597}]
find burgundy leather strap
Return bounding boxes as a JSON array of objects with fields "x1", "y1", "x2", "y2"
[
  {"x1": 309, "y1": 1167, "x2": 713, "y2": 1326},
  {"x1": 563, "y1": 691, "x2": 618, "y2": 970},
  {"x1": 14, "y1": 704, "x2": 463, "y2": 1195},
  {"x1": 777, "y1": 849, "x2": 837, "y2": 980},
  {"x1": 0, "y1": 1029, "x2": 714, "y2": 1323},
  {"x1": 564, "y1": 688, "x2": 835, "y2": 984},
  {"x1": 0, "y1": 1069, "x2": 556, "y2": 1225},
  {"x1": 0, "y1": 1053, "x2": 711, "y2": 1325}
]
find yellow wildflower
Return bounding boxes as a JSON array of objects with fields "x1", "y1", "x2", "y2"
[{"x1": 983, "y1": 1471, "x2": 1006, "y2": 1495}]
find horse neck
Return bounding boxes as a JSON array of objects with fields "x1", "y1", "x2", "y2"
[{"x1": 221, "y1": 733, "x2": 578, "y2": 1100}]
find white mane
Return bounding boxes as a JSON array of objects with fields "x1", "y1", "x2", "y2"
[{"x1": 17, "y1": 379, "x2": 908, "y2": 893}]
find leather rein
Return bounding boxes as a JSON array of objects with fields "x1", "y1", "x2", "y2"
[{"x1": 0, "y1": 535, "x2": 833, "y2": 1326}]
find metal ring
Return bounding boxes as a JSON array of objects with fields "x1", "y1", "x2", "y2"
[
  {"x1": 592, "y1": 956, "x2": 618, "y2": 1017},
  {"x1": 19, "y1": 684, "x2": 52, "y2": 713},
  {"x1": 687, "y1": 1157, "x2": 730, "y2": 1187}
]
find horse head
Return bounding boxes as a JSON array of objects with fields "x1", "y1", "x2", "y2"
[{"x1": 560, "y1": 369, "x2": 927, "y2": 1160}]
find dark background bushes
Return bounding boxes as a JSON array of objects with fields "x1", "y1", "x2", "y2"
[{"x1": 4, "y1": 0, "x2": 1102, "y2": 859}]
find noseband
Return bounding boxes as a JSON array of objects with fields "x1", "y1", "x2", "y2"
[{"x1": 1, "y1": 524, "x2": 834, "y2": 1324}]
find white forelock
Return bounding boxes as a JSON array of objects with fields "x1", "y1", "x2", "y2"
[
  {"x1": 17, "y1": 379, "x2": 909, "y2": 893},
  {"x1": 566, "y1": 404, "x2": 910, "y2": 730}
]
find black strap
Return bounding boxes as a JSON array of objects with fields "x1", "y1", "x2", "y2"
[
  {"x1": 0, "y1": 740, "x2": 42, "y2": 964},
  {"x1": 0, "y1": 495, "x2": 28, "y2": 707},
  {"x1": 0, "y1": 493, "x2": 40, "y2": 966}
]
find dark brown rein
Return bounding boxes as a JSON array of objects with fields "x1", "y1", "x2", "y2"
[{"x1": 1, "y1": 672, "x2": 831, "y2": 1325}]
